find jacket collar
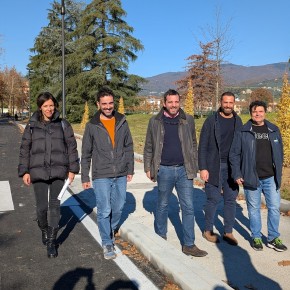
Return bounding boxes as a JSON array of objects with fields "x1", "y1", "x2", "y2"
[
  {"x1": 156, "y1": 107, "x2": 187, "y2": 121},
  {"x1": 29, "y1": 110, "x2": 60, "y2": 123},
  {"x1": 242, "y1": 119, "x2": 278, "y2": 132},
  {"x1": 90, "y1": 110, "x2": 125, "y2": 125},
  {"x1": 214, "y1": 108, "x2": 239, "y2": 120}
]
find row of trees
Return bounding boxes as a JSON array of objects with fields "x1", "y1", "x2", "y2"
[
  {"x1": 28, "y1": 0, "x2": 145, "y2": 123},
  {"x1": 0, "y1": 67, "x2": 28, "y2": 116}
]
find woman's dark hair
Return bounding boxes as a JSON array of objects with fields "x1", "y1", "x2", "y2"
[{"x1": 36, "y1": 92, "x2": 58, "y2": 121}]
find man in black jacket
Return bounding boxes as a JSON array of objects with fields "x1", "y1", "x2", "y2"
[
  {"x1": 144, "y1": 89, "x2": 207, "y2": 257},
  {"x1": 198, "y1": 92, "x2": 242, "y2": 246},
  {"x1": 230, "y1": 100, "x2": 287, "y2": 252},
  {"x1": 81, "y1": 87, "x2": 134, "y2": 260}
]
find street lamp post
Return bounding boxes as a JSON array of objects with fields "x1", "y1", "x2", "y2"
[
  {"x1": 61, "y1": 0, "x2": 66, "y2": 119},
  {"x1": 27, "y1": 68, "x2": 31, "y2": 118}
]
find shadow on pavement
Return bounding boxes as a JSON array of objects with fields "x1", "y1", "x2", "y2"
[
  {"x1": 143, "y1": 186, "x2": 184, "y2": 245},
  {"x1": 53, "y1": 267, "x2": 96, "y2": 290},
  {"x1": 57, "y1": 188, "x2": 96, "y2": 245},
  {"x1": 119, "y1": 191, "x2": 137, "y2": 227},
  {"x1": 105, "y1": 279, "x2": 139, "y2": 290},
  {"x1": 216, "y1": 242, "x2": 282, "y2": 289}
]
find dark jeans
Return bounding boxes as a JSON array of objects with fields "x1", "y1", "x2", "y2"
[
  {"x1": 204, "y1": 163, "x2": 238, "y2": 233},
  {"x1": 33, "y1": 179, "x2": 64, "y2": 228}
]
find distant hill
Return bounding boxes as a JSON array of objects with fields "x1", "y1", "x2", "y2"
[{"x1": 139, "y1": 62, "x2": 289, "y2": 96}]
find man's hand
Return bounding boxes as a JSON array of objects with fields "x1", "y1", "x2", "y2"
[
  {"x1": 127, "y1": 175, "x2": 133, "y2": 182},
  {"x1": 23, "y1": 173, "x2": 31, "y2": 186},
  {"x1": 235, "y1": 178, "x2": 244, "y2": 185},
  {"x1": 82, "y1": 182, "x2": 91, "y2": 189},
  {"x1": 200, "y1": 170, "x2": 209, "y2": 182},
  {"x1": 146, "y1": 171, "x2": 155, "y2": 182}
]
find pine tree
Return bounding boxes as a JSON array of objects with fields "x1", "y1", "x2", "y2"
[
  {"x1": 276, "y1": 74, "x2": 290, "y2": 167},
  {"x1": 184, "y1": 79, "x2": 194, "y2": 116},
  {"x1": 118, "y1": 96, "x2": 125, "y2": 114},
  {"x1": 81, "y1": 101, "x2": 89, "y2": 129}
]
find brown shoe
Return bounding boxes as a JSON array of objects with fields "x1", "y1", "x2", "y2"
[
  {"x1": 182, "y1": 245, "x2": 208, "y2": 257},
  {"x1": 203, "y1": 231, "x2": 220, "y2": 243},
  {"x1": 223, "y1": 233, "x2": 238, "y2": 246}
]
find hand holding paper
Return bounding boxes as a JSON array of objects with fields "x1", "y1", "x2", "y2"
[{"x1": 57, "y1": 178, "x2": 70, "y2": 200}]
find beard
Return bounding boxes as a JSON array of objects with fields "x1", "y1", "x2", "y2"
[{"x1": 220, "y1": 107, "x2": 233, "y2": 116}]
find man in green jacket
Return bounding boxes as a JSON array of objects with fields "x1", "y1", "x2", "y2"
[
  {"x1": 144, "y1": 89, "x2": 207, "y2": 257},
  {"x1": 81, "y1": 87, "x2": 134, "y2": 260}
]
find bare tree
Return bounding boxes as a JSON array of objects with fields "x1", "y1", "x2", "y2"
[{"x1": 202, "y1": 6, "x2": 234, "y2": 110}]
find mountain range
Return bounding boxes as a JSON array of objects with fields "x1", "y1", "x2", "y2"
[{"x1": 139, "y1": 62, "x2": 289, "y2": 96}]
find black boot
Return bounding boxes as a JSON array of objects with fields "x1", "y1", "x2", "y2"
[
  {"x1": 47, "y1": 226, "x2": 58, "y2": 258},
  {"x1": 37, "y1": 220, "x2": 48, "y2": 245}
]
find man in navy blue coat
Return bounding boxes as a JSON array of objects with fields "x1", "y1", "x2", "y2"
[{"x1": 198, "y1": 92, "x2": 242, "y2": 245}]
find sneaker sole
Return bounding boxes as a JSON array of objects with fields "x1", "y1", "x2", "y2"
[
  {"x1": 104, "y1": 254, "x2": 117, "y2": 260},
  {"x1": 252, "y1": 246, "x2": 263, "y2": 251},
  {"x1": 267, "y1": 244, "x2": 286, "y2": 252}
]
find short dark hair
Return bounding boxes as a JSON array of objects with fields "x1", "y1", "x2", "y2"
[
  {"x1": 96, "y1": 87, "x2": 115, "y2": 103},
  {"x1": 220, "y1": 91, "x2": 235, "y2": 101},
  {"x1": 163, "y1": 89, "x2": 180, "y2": 102},
  {"x1": 249, "y1": 100, "x2": 267, "y2": 113}
]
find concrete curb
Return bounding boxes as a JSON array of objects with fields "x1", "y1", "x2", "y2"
[{"x1": 120, "y1": 219, "x2": 232, "y2": 290}]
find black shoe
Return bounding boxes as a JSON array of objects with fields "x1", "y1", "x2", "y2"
[
  {"x1": 252, "y1": 238, "x2": 263, "y2": 251},
  {"x1": 268, "y1": 237, "x2": 287, "y2": 252},
  {"x1": 182, "y1": 245, "x2": 208, "y2": 257}
]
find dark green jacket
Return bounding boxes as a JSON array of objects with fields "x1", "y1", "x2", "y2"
[{"x1": 143, "y1": 108, "x2": 198, "y2": 182}]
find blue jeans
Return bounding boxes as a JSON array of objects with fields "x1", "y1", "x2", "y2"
[
  {"x1": 204, "y1": 162, "x2": 238, "y2": 233},
  {"x1": 156, "y1": 165, "x2": 195, "y2": 246},
  {"x1": 244, "y1": 176, "x2": 281, "y2": 241},
  {"x1": 93, "y1": 176, "x2": 127, "y2": 246}
]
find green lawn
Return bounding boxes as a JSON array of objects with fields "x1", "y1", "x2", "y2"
[{"x1": 72, "y1": 112, "x2": 290, "y2": 200}]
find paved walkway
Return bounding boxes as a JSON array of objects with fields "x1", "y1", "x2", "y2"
[
  {"x1": 70, "y1": 134, "x2": 290, "y2": 290},
  {"x1": 16, "y1": 124, "x2": 290, "y2": 289}
]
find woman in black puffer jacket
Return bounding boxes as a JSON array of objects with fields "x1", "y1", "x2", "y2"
[{"x1": 18, "y1": 92, "x2": 79, "y2": 258}]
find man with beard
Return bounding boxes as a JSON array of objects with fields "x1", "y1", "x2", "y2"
[
  {"x1": 81, "y1": 87, "x2": 134, "y2": 260},
  {"x1": 144, "y1": 89, "x2": 207, "y2": 257},
  {"x1": 198, "y1": 92, "x2": 243, "y2": 245}
]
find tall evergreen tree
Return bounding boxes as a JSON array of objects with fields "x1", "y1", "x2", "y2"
[
  {"x1": 74, "y1": 0, "x2": 145, "y2": 113},
  {"x1": 29, "y1": 0, "x2": 85, "y2": 114},
  {"x1": 29, "y1": 0, "x2": 145, "y2": 122}
]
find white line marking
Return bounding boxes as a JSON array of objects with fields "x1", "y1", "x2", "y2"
[
  {"x1": 60, "y1": 189, "x2": 158, "y2": 290},
  {"x1": 0, "y1": 181, "x2": 14, "y2": 212}
]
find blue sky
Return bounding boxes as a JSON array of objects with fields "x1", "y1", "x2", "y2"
[{"x1": 0, "y1": 0, "x2": 289, "y2": 78}]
